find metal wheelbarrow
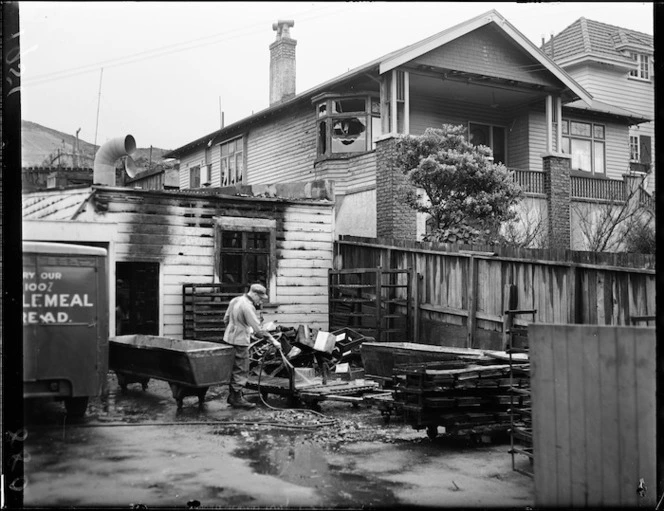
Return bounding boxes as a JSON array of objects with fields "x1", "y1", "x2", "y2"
[{"x1": 109, "y1": 335, "x2": 233, "y2": 409}]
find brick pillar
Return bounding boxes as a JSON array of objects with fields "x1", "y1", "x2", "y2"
[
  {"x1": 375, "y1": 136, "x2": 417, "y2": 239},
  {"x1": 543, "y1": 154, "x2": 571, "y2": 249}
]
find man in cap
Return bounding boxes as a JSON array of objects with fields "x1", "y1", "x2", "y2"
[{"x1": 222, "y1": 283, "x2": 279, "y2": 409}]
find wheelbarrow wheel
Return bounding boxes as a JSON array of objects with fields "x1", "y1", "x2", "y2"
[{"x1": 426, "y1": 425, "x2": 438, "y2": 440}]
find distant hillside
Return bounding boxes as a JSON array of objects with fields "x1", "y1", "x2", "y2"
[{"x1": 21, "y1": 120, "x2": 173, "y2": 169}]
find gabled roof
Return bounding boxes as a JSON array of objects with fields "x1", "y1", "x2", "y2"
[
  {"x1": 379, "y1": 9, "x2": 591, "y2": 104},
  {"x1": 542, "y1": 17, "x2": 653, "y2": 67},
  {"x1": 165, "y1": 9, "x2": 592, "y2": 159}
]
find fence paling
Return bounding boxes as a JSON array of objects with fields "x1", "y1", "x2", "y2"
[{"x1": 334, "y1": 237, "x2": 655, "y2": 349}]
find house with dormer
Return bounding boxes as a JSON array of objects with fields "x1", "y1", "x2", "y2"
[
  {"x1": 543, "y1": 17, "x2": 654, "y2": 192},
  {"x1": 164, "y1": 10, "x2": 651, "y2": 250}
]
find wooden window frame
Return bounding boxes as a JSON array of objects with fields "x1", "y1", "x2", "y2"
[
  {"x1": 561, "y1": 119, "x2": 606, "y2": 176},
  {"x1": 189, "y1": 164, "x2": 201, "y2": 188},
  {"x1": 629, "y1": 52, "x2": 651, "y2": 81},
  {"x1": 467, "y1": 122, "x2": 507, "y2": 164},
  {"x1": 219, "y1": 136, "x2": 245, "y2": 187},
  {"x1": 213, "y1": 216, "x2": 277, "y2": 301},
  {"x1": 313, "y1": 93, "x2": 380, "y2": 159}
]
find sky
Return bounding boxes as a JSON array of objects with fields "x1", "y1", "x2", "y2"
[{"x1": 19, "y1": 1, "x2": 655, "y2": 151}]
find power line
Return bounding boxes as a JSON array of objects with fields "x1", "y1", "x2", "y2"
[{"x1": 21, "y1": 4, "x2": 348, "y2": 87}]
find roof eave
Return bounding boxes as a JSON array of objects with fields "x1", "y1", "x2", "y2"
[
  {"x1": 379, "y1": 9, "x2": 593, "y2": 105},
  {"x1": 556, "y1": 53, "x2": 637, "y2": 71}
]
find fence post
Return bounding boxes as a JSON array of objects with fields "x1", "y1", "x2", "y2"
[
  {"x1": 467, "y1": 256, "x2": 478, "y2": 348},
  {"x1": 376, "y1": 267, "x2": 383, "y2": 342}
]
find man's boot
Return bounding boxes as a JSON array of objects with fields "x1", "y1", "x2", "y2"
[{"x1": 228, "y1": 389, "x2": 256, "y2": 409}]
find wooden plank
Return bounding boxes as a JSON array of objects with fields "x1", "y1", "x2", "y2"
[
  {"x1": 530, "y1": 324, "x2": 558, "y2": 507},
  {"x1": 634, "y1": 327, "x2": 656, "y2": 508},
  {"x1": 598, "y1": 325, "x2": 620, "y2": 506},
  {"x1": 582, "y1": 325, "x2": 603, "y2": 507},
  {"x1": 616, "y1": 327, "x2": 638, "y2": 507},
  {"x1": 466, "y1": 257, "x2": 478, "y2": 349},
  {"x1": 567, "y1": 325, "x2": 587, "y2": 507},
  {"x1": 551, "y1": 325, "x2": 572, "y2": 504}
]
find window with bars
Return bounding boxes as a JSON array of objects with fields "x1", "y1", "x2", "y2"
[
  {"x1": 561, "y1": 120, "x2": 605, "y2": 175},
  {"x1": 220, "y1": 137, "x2": 244, "y2": 187},
  {"x1": 315, "y1": 94, "x2": 381, "y2": 157},
  {"x1": 214, "y1": 217, "x2": 276, "y2": 296}
]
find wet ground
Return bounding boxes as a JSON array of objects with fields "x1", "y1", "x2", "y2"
[{"x1": 21, "y1": 373, "x2": 534, "y2": 508}]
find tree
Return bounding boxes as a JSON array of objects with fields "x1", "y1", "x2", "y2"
[
  {"x1": 391, "y1": 124, "x2": 524, "y2": 243},
  {"x1": 572, "y1": 174, "x2": 654, "y2": 253}
]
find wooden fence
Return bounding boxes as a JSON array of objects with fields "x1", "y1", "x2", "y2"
[
  {"x1": 334, "y1": 237, "x2": 656, "y2": 350},
  {"x1": 529, "y1": 324, "x2": 656, "y2": 508}
]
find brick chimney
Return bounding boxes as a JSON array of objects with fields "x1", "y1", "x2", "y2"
[{"x1": 270, "y1": 20, "x2": 296, "y2": 106}]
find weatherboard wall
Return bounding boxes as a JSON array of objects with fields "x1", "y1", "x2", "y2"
[{"x1": 56, "y1": 188, "x2": 335, "y2": 338}]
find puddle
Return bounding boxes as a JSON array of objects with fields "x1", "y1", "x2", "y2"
[{"x1": 230, "y1": 430, "x2": 404, "y2": 507}]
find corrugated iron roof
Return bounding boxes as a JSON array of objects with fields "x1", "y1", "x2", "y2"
[{"x1": 543, "y1": 17, "x2": 653, "y2": 63}]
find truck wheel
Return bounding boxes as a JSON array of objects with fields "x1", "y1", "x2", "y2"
[{"x1": 65, "y1": 397, "x2": 89, "y2": 418}]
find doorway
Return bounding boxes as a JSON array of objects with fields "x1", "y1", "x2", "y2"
[{"x1": 116, "y1": 262, "x2": 159, "y2": 335}]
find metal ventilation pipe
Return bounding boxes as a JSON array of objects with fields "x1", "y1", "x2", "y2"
[{"x1": 93, "y1": 135, "x2": 137, "y2": 186}]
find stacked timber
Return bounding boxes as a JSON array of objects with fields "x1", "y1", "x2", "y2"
[{"x1": 392, "y1": 354, "x2": 530, "y2": 437}]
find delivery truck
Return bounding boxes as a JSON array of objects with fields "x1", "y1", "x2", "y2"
[{"x1": 22, "y1": 241, "x2": 109, "y2": 417}]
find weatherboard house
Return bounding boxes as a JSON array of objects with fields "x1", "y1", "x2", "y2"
[
  {"x1": 22, "y1": 161, "x2": 337, "y2": 340},
  {"x1": 165, "y1": 10, "x2": 652, "y2": 250}
]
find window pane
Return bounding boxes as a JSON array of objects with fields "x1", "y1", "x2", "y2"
[
  {"x1": 469, "y1": 124, "x2": 490, "y2": 146},
  {"x1": 331, "y1": 116, "x2": 367, "y2": 153},
  {"x1": 236, "y1": 153, "x2": 243, "y2": 183},
  {"x1": 593, "y1": 125, "x2": 605, "y2": 139},
  {"x1": 221, "y1": 144, "x2": 228, "y2": 156},
  {"x1": 190, "y1": 166, "x2": 200, "y2": 188},
  {"x1": 318, "y1": 102, "x2": 327, "y2": 117},
  {"x1": 594, "y1": 141, "x2": 605, "y2": 173},
  {"x1": 228, "y1": 142, "x2": 235, "y2": 155},
  {"x1": 333, "y1": 98, "x2": 366, "y2": 113},
  {"x1": 247, "y1": 232, "x2": 269, "y2": 250},
  {"x1": 220, "y1": 254, "x2": 243, "y2": 284},
  {"x1": 246, "y1": 254, "x2": 268, "y2": 284},
  {"x1": 318, "y1": 120, "x2": 327, "y2": 155},
  {"x1": 562, "y1": 120, "x2": 569, "y2": 135},
  {"x1": 221, "y1": 159, "x2": 229, "y2": 186},
  {"x1": 229, "y1": 156, "x2": 236, "y2": 183},
  {"x1": 371, "y1": 98, "x2": 380, "y2": 114},
  {"x1": 371, "y1": 116, "x2": 382, "y2": 148},
  {"x1": 630, "y1": 136, "x2": 639, "y2": 161},
  {"x1": 571, "y1": 139, "x2": 592, "y2": 171},
  {"x1": 221, "y1": 231, "x2": 242, "y2": 248},
  {"x1": 561, "y1": 137, "x2": 570, "y2": 154},
  {"x1": 492, "y1": 127, "x2": 506, "y2": 163},
  {"x1": 570, "y1": 121, "x2": 591, "y2": 137}
]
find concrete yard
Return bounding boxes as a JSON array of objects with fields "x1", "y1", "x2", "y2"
[{"x1": 22, "y1": 375, "x2": 534, "y2": 508}]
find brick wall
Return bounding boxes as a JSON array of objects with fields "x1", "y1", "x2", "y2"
[
  {"x1": 543, "y1": 154, "x2": 571, "y2": 248},
  {"x1": 269, "y1": 37, "x2": 296, "y2": 105},
  {"x1": 375, "y1": 137, "x2": 417, "y2": 239}
]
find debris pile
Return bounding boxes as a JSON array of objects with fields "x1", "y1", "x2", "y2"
[{"x1": 392, "y1": 353, "x2": 530, "y2": 439}]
